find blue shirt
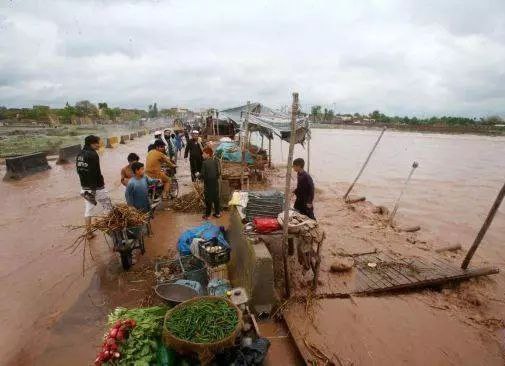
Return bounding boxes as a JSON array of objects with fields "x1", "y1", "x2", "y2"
[{"x1": 125, "y1": 176, "x2": 157, "y2": 212}]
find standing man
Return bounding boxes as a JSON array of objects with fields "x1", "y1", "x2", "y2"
[
  {"x1": 292, "y1": 158, "x2": 316, "y2": 220},
  {"x1": 145, "y1": 139, "x2": 176, "y2": 199},
  {"x1": 184, "y1": 130, "x2": 203, "y2": 181},
  {"x1": 201, "y1": 147, "x2": 221, "y2": 219},
  {"x1": 76, "y1": 135, "x2": 111, "y2": 239},
  {"x1": 121, "y1": 152, "x2": 140, "y2": 187}
]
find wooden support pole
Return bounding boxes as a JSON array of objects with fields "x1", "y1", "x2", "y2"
[
  {"x1": 462, "y1": 181, "x2": 505, "y2": 269},
  {"x1": 268, "y1": 137, "x2": 272, "y2": 168},
  {"x1": 282, "y1": 92, "x2": 298, "y2": 298},
  {"x1": 241, "y1": 101, "x2": 250, "y2": 190},
  {"x1": 343, "y1": 127, "x2": 386, "y2": 200},
  {"x1": 307, "y1": 130, "x2": 311, "y2": 174},
  {"x1": 389, "y1": 161, "x2": 419, "y2": 226},
  {"x1": 261, "y1": 134, "x2": 264, "y2": 150}
]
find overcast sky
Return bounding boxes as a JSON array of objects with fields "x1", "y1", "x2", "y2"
[{"x1": 1, "y1": 0, "x2": 504, "y2": 116}]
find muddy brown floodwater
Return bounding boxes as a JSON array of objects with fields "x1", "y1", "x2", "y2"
[{"x1": 0, "y1": 129, "x2": 504, "y2": 365}]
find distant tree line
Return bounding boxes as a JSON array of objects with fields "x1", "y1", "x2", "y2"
[
  {"x1": 0, "y1": 101, "x2": 148, "y2": 124},
  {"x1": 309, "y1": 106, "x2": 504, "y2": 126}
]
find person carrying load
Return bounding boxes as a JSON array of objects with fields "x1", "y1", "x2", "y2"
[
  {"x1": 76, "y1": 135, "x2": 111, "y2": 239},
  {"x1": 145, "y1": 139, "x2": 176, "y2": 200}
]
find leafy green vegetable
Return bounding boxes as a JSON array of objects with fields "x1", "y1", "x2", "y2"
[{"x1": 106, "y1": 306, "x2": 168, "y2": 366}]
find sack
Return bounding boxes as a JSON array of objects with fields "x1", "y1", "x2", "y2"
[{"x1": 253, "y1": 217, "x2": 281, "y2": 233}]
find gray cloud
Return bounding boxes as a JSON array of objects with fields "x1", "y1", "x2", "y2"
[{"x1": 0, "y1": 0, "x2": 504, "y2": 117}]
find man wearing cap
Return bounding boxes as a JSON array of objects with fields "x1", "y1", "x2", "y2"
[
  {"x1": 184, "y1": 130, "x2": 204, "y2": 181},
  {"x1": 145, "y1": 139, "x2": 176, "y2": 199}
]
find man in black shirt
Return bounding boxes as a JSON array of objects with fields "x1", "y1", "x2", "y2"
[
  {"x1": 292, "y1": 158, "x2": 316, "y2": 220},
  {"x1": 184, "y1": 130, "x2": 203, "y2": 181},
  {"x1": 76, "y1": 135, "x2": 111, "y2": 238}
]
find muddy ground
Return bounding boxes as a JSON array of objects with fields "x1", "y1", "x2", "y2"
[{"x1": 0, "y1": 134, "x2": 503, "y2": 365}]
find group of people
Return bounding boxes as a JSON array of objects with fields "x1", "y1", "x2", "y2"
[{"x1": 75, "y1": 128, "x2": 315, "y2": 239}]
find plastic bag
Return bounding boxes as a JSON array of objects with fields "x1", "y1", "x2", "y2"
[
  {"x1": 177, "y1": 222, "x2": 229, "y2": 256},
  {"x1": 213, "y1": 338, "x2": 271, "y2": 366},
  {"x1": 253, "y1": 217, "x2": 281, "y2": 233}
]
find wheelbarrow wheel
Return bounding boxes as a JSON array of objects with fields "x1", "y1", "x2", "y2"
[
  {"x1": 170, "y1": 178, "x2": 179, "y2": 199},
  {"x1": 120, "y1": 250, "x2": 133, "y2": 270}
]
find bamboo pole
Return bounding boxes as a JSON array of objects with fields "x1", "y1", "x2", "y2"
[
  {"x1": 343, "y1": 127, "x2": 386, "y2": 200},
  {"x1": 281, "y1": 92, "x2": 298, "y2": 298},
  {"x1": 461, "y1": 181, "x2": 505, "y2": 269},
  {"x1": 389, "y1": 161, "x2": 419, "y2": 226}
]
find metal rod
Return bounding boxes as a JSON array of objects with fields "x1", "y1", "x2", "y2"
[
  {"x1": 343, "y1": 127, "x2": 386, "y2": 200},
  {"x1": 389, "y1": 161, "x2": 419, "y2": 226},
  {"x1": 281, "y1": 92, "x2": 298, "y2": 298},
  {"x1": 462, "y1": 181, "x2": 505, "y2": 269}
]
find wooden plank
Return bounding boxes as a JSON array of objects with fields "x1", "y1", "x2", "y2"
[
  {"x1": 380, "y1": 252, "x2": 433, "y2": 283},
  {"x1": 372, "y1": 253, "x2": 414, "y2": 287},
  {"x1": 359, "y1": 266, "x2": 499, "y2": 295},
  {"x1": 360, "y1": 253, "x2": 413, "y2": 288}
]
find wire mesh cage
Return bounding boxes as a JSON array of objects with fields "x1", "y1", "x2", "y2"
[{"x1": 155, "y1": 255, "x2": 209, "y2": 287}]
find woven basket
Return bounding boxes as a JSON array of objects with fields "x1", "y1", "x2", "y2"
[{"x1": 162, "y1": 296, "x2": 242, "y2": 365}]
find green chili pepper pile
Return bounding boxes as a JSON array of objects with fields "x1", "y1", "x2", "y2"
[{"x1": 166, "y1": 299, "x2": 238, "y2": 344}]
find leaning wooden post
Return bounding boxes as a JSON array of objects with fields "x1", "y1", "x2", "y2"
[
  {"x1": 282, "y1": 92, "x2": 298, "y2": 298},
  {"x1": 462, "y1": 181, "x2": 505, "y2": 269},
  {"x1": 389, "y1": 161, "x2": 419, "y2": 226},
  {"x1": 343, "y1": 127, "x2": 386, "y2": 200}
]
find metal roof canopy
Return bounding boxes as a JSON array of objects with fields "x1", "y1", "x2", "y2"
[{"x1": 220, "y1": 103, "x2": 310, "y2": 144}]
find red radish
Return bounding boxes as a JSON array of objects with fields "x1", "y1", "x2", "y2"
[
  {"x1": 106, "y1": 338, "x2": 116, "y2": 346},
  {"x1": 113, "y1": 320, "x2": 122, "y2": 328},
  {"x1": 109, "y1": 328, "x2": 118, "y2": 338},
  {"x1": 109, "y1": 343, "x2": 118, "y2": 351},
  {"x1": 116, "y1": 330, "x2": 125, "y2": 341},
  {"x1": 113, "y1": 352, "x2": 121, "y2": 359}
]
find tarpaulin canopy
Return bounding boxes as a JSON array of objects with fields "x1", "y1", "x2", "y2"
[{"x1": 219, "y1": 103, "x2": 310, "y2": 144}]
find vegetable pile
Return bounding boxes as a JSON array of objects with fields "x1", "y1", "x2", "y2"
[
  {"x1": 95, "y1": 319, "x2": 136, "y2": 365},
  {"x1": 166, "y1": 299, "x2": 239, "y2": 344},
  {"x1": 102, "y1": 306, "x2": 168, "y2": 366}
]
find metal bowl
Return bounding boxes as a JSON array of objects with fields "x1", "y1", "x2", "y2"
[{"x1": 154, "y1": 283, "x2": 199, "y2": 306}]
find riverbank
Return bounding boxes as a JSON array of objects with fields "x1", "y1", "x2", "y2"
[
  {"x1": 0, "y1": 124, "x2": 138, "y2": 157},
  {"x1": 312, "y1": 122, "x2": 505, "y2": 136}
]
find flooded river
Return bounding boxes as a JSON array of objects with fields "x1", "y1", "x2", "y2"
[
  {"x1": 271, "y1": 128, "x2": 505, "y2": 264},
  {"x1": 0, "y1": 129, "x2": 504, "y2": 365}
]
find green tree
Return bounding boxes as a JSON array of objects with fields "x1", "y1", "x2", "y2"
[
  {"x1": 58, "y1": 102, "x2": 76, "y2": 124},
  {"x1": 310, "y1": 105, "x2": 322, "y2": 122},
  {"x1": 75, "y1": 100, "x2": 98, "y2": 118}
]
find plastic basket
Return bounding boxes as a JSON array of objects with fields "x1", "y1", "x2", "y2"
[{"x1": 198, "y1": 240, "x2": 231, "y2": 267}]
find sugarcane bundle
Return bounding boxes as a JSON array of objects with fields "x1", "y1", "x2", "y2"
[
  {"x1": 170, "y1": 182, "x2": 205, "y2": 212},
  {"x1": 93, "y1": 203, "x2": 149, "y2": 234},
  {"x1": 66, "y1": 204, "x2": 149, "y2": 275}
]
